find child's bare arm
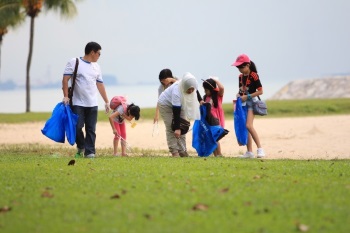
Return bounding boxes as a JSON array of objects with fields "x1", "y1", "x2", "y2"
[
  {"x1": 123, "y1": 114, "x2": 134, "y2": 122},
  {"x1": 214, "y1": 79, "x2": 224, "y2": 96},
  {"x1": 109, "y1": 111, "x2": 119, "y2": 134}
]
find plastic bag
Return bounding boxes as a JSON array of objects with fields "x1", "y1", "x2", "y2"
[
  {"x1": 41, "y1": 103, "x2": 79, "y2": 145},
  {"x1": 64, "y1": 104, "x2": 79, "y2": 146},
  {"x1": 192, "y1": 104, "x2": 228, "y2": 157},
  {"x1": 234, "y1": 97, "x2": 248, "y2": 145},
  {"x1": 41, "y1": 103, "x2": 66, "y2": 143}
]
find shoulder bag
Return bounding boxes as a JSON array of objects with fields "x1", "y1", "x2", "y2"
[
  {"x1": 253, "y1": 96, "x2": 268, "y2": 116},
  {"x1": 68, "y1": 58, "x2": 79, "y2": 106},
  {"x1": 171, "y1": 117, "x2": 191, "y2": 135}
]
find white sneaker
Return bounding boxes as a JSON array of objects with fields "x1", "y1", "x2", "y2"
[
  {"x1": 257, "y1": 148, "x2": 265, "y2": 158},
  {"x1": 85, "y1": 153, "x2": 95, "y2": 158},
  {"x1": 239, "y1": 151, "x2": 255, "y2": 158}
]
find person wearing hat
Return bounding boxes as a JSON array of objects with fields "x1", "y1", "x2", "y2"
[{"x1": 232, "y1": 54, "x2": 266, "y2": 158}]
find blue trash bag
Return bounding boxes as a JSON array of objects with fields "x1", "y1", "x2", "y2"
[
  {"x1": 234, "y1": 97, "x2": 248, "y2": 146},
  {"x1": 41, "y1": 103, "x2": 66, "y2": 143},
  {"x1": 64, "y1": 104, "x2": 79, "y2": 146},
  {"x1": 192, "y1": 104, "x2": 228, "y2": 157}
]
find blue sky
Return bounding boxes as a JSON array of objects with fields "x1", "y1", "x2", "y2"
[{"x1": 1, "y1": 0, "x2": 350, "y2": 94}]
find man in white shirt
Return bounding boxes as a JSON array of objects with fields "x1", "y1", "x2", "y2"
[{"x1": 62, "y1": 41, "x2": 109, "y2": 158}]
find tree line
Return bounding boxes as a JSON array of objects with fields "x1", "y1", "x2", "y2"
[{"x1": 0, "y1": 0, "x2": 82, "y2": 112}]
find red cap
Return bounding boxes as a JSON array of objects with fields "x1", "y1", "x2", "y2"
[{"x1": 231, "y1": 54, "x2": 250, "y2": 66}]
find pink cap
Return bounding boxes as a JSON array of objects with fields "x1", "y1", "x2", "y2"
[{"x1": 232, "y1": 54, "x2": 250, "y2": 66}]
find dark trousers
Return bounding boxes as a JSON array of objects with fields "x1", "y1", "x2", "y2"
[{"x1": 72, "y1": 105, "x2": 98, "y2": 155}]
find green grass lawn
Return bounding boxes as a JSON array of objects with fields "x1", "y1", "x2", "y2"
[
  {"x1": 1, "y1": 98, "x2": 350, "y2": 123},
  {"x1": 0, "y1": 145, "x2": 350, "y2": 233},
  {"x1": 1, "y1": 99, "x2": 350, "y2": 232}
]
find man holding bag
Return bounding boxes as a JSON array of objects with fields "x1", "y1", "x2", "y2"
[{"x1": 62, "y1": 41, "x2": 110, "y2": 158}]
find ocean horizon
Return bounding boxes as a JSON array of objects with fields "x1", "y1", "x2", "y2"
[{"x1": 1, "y1": 82, "x2": 281, "y2": 113}]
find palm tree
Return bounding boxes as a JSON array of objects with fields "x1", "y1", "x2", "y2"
[
  {"x1": 0, "y1": 0, "x2": 24, "y2": 80},
  {"x1": 22, "y1": 0, "x2": 79, "y2": 112}
]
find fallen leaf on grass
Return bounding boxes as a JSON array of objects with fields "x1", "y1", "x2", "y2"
[
  {"x1": 68, "y1": 159, "x2": 75, "y2": 166},
  {"x1": 219, "y1": 188, "x2": 229, "y2": 193},
  {"x1": 253, "y1": 175, "x2": 261, "y2": 179},
  {"x1": 192, "y1": 203, "x2": 208, "y2": 211},
  {"x1": 244, "y1": 201, "x2": 252, "y2": 206},
  {"x1": 41, "y1": 191, "x2": 54, "y2": 198},
  {"x1": 0, "y1": 206, "x2": 12, "y2": 214},
  {"x1": 296, "y1": 223, "x2": 309, "y2": 232},
  {"x1": 110, "y1": 194, "x2": 120, "y2": 199},
  {"x1": 144, "y1": 213, "x2": 152, "y2": 220}
]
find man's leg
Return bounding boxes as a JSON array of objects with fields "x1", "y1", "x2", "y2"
[
  {"x1": 84, "y1": 106, "x2": 98, "y2": 156},
  {"x1": 72, "y1": 105, "x2": 85, "y2": 155}
]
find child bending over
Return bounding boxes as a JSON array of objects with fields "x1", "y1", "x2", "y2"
[{"x1": 109, "y1": 96, "x2": 140, "y2": 156}]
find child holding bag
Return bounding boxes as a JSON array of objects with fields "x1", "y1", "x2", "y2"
[
  {"x1": 232, "y1": 54, "x2": 265, "y2": 158},
  {"x1": 202, "y1": 77, "x2": 225, "y2": 157}
]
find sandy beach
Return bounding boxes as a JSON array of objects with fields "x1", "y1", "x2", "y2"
[{"x1": 1, "y1": 115, "x2": 349, "y2": 160}]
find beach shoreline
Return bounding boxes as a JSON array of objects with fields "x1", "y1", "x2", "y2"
[{"x1": 1, "y1": 115, "x2": 349, "y2": 160}]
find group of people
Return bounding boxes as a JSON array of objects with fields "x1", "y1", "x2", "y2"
[{"x1": 61, "y1": 41, "x2": 265, "y2": 159}]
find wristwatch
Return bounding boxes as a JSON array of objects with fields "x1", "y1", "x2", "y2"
[{"x1": 247, "y1": 93, "x2": 252, "y2": 100}]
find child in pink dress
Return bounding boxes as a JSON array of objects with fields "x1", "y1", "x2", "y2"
[{"x1": 202, "y1": 77, "x2": 225, "y2": 157}]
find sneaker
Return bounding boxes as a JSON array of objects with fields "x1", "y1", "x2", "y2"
[
  {"x1": 257, "y1": 148, "x2": 265, "y2": 158},
  {"x1": 85, "y1": 153, "x2": 95, "y2": 158},
  {"x1": 179, "y1": 151, "x2": 189, "y2": 157},
  {"x1": 75, "y1": 148, "x2": 84, "y2": 158},
  {"x1": 239, "y1": 151, "x2": 255, "y2": 158}
]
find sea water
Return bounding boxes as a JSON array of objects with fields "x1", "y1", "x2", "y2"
[{"x1": 0, "y1": 82, "x2": 281, "y2": 113}]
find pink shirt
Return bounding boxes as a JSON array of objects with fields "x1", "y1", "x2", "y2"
[{"x1": 204, "y1": 95, "x2": 225, "y2": 128}]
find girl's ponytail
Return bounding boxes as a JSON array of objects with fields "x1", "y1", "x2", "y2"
[{"x1": 250, "y1": 61, "x2": 258, "y2": 73}]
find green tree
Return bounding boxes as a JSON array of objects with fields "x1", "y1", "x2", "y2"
[
  {"x1": 22, "y1": 0, "x2": 79, "y2": 112},
  {"x1": 0, "y1": 0, "x2": 24, "y2": 79}
]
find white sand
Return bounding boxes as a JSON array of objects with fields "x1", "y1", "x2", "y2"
[{"x1": 1, "y1": 115, "x2": 349, "y2": 159}]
